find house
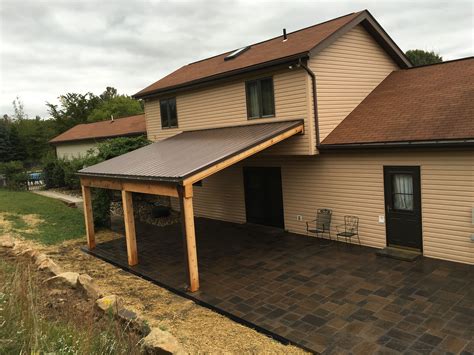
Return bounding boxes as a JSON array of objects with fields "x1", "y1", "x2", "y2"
[
  {"x1": 78, "y1": 10, "x2": 474, "y2": 292},
  {"x1": 49, "y1": 114, "x2": 146, "y2": 159}
]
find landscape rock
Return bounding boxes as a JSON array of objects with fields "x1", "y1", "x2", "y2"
[
  {"x1": 38, "y1": 258, "x2": 63, "y2": 276},
  {"x1": 20, "y1": 248, "x2": 40, "y2": 259},
  {"x1": 77, "y1": 274, "x2": 103, "y2": 299},
  {"x1": 12, "y1": 242, "x2": 28, "y2": 255},
  {"x1": 0, "y1": 236, "x2": 15, "y2": 248},
  {"x1": 96, "y1": 295, "x2": 121, "y2": 315},
  {"x1": 141, "y1": 328, "x2": 185, "y2": 355},
  {"x1": 34, "y1": 253, "x2": 49, "y2": 266},
  {"x1": 117, "y1": 308, "x2": 151, "y2": 335},
  {"x1": 45, "y1": 272, "x2": 79, "y2": 288}
]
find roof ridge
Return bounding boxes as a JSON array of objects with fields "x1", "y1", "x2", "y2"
[
  {"x1": 78, "y1": 113, "x2": 145, "y2": 126},
  {"x1": 404, "y1": 56, "x2": 474, "y2": 70},
  {"x1": 187, "y1": 11, "x2": 361, "y2": 66}
]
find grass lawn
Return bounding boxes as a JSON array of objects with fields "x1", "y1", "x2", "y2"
[{"x1": 0, "y1": 189, "x2": 85, "y2": 244}]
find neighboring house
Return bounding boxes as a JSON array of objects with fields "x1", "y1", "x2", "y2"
[
  {"x1": 79, "y1": 9, "x2": 473, "y2": 275},
  {"x1": 49, "y1": 114, "x2": 146, "y2": 159}
]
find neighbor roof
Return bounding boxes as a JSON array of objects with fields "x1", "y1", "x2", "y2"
[
  {"x1": 78, "y1": 120, "x2": 303, "y2": 182},
  {"x1": 321, "y1": 58, "x2": 474, "y2": 147},
  {"x1": 49, "y1": 114, "x2": 146, "y2": 144},
  {"x1": 134, "y1": 10, "x2": 410, "y2": 98}
]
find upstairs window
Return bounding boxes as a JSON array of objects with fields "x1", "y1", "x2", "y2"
[
  {"x1": 245, "y1": 77, "x2": 275, "y2": 119},
  {"x1": 160, "y1": 98, "x2": 178, "y2": 128}
]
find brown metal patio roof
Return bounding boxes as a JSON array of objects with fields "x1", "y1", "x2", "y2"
[{"x1": 77, "y1": 120, "x2": 303, "y2": 183}]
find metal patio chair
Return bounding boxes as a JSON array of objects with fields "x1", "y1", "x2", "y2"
[
  {"x1": 336, "y1": 216, "x2": 360, "y2": 245},
  {"x1": 306, "y1": 209, "x2": 332, "y2": 240}
]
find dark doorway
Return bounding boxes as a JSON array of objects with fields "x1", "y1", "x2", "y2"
[
  {"x1": 383, "y1": 166, "x2": 422, "y2": 250},
  {"x1": 243, "y1": 167, "x2": 284, "y2": 229}
]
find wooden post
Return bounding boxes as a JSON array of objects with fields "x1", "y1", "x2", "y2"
[
  {"x1": 178, "y1": 185, "x2": 199, "y2": 292},
  {"x1": 81, "y1": 185, "x2": 95, "y2": 249},
  {"x1": 121, "y1": 190, "x2": 138, "y2": 266}
]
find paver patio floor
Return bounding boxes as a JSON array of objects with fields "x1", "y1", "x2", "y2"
[{"x1": 86, "y1": 218, "x2": 474, "y2": 354}]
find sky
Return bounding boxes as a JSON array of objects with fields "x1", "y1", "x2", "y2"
[{"x1": 0, "y1": 0, "x2": 472, "y2": 118}]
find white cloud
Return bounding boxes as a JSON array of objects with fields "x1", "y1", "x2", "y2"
[{"x1": 0, "y1": 0, "x2": 472, "y2": 118}]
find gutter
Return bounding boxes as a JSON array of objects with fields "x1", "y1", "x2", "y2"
[
  {"x1": 318, "y1": 139, "x2": 474, "y2": 150},
  {"x1": 298, "y1": 58, "x2": 320, "y2": 147}
]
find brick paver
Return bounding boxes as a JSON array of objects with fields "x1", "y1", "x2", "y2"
[{"x1": 88, "y1": 218, "x2": 474, "y2": 353}]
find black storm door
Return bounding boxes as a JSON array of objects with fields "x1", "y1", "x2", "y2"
[
  {"x1": 384, "y1": 166, "x2": 422, "y2": 250},
  {"x1": 243, "y1": 167, "x2": 284, "y2": 229}
]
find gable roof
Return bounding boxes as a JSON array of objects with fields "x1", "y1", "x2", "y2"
[
  {"x1": 321, "y1": 58, "x2": 474, "y2": 147},
  {"x1": 134, "y1": 10, "x2": 410, "y2": 98},
  {"x1": 49, "y1": 114, "x2": 146, "y2": 144}
]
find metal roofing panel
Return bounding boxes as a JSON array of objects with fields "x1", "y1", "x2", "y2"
[{"x1": 78, "y1": 120, "x2": 303, "y2": 182}]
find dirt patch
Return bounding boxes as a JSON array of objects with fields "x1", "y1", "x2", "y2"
[
  {"x1": 0, "y1": 212, "x2": 44, "y2": 237},
  {"x1": 34, "y1": 233, "x2": 306, "y2": 354}
]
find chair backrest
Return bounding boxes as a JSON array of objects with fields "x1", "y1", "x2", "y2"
[
  {"x1": 316, "y1": 209, "x2": 332, "y2": 231},
  {"x1": 344, "y1": 215, "x2": 359, "y2": 233}
]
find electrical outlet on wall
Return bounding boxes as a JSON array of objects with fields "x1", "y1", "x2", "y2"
[
  {"x1": 378, "y1": 215, "x2": 385, "y2": 224},
  {"x1": 296, "y1": 215, "x2": 303, "y2": 221}
]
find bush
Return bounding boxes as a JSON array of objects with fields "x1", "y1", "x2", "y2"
[
  {"x1": 41, "y1": 136, "x2": 150, "y2": 227},
  {"x1": 0, "y1": 161, "x2": 28, "y2": 190},
  {"x1": 63, "y1": 157, "x2": 86, "y2": 190},
  {"x1": 43, "y1": 159, "x2": 65, "y2": 188}
]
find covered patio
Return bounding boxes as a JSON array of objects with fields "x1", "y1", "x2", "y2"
[
  {"x1": 85, "y1": 217, "x2": 474, "y2": 353},
  {"x1": 78, "y1": 120, "x2": 304, "y2": 292}
]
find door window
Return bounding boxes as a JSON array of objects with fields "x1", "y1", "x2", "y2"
[{"x1": 392, "y1": 174, "x2": 414, "y2": 211}]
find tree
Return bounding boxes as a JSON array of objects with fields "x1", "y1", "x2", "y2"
[
  {"x1": 87, "y1": 95, "x2": 144, "y2": 122},
  {"x1": 46, "y1": 92, "x2": 101, "y2": 133},
  {"x1": 8, "y1": 124, "x2": 27, "y2": 161},
  {"x1": 12, "y1": 97, "x2": 28, "y2": 120},
  {"x1": 405, "y1": 50, "x2": 443, "y2": 67},
  {"x1": 0, "y1": 118, "x2": 11, "y2": 162}
]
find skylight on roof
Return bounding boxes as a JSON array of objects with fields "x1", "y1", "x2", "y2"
[{"x1": 224, "y1": 46, "x2": 250, "y2": 61}]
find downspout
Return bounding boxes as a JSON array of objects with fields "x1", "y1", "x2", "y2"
[{"x1": 298, "y1": 58, "x2": 320, "y2": 148}]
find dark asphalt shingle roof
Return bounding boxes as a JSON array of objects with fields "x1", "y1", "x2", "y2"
[
  {"x1": 50, "y1": 114, "x2": 146, "y2": 144},
  {"x1": 134, "y1": 12, "x2": 362, "y2": 97},
  {"x1": 322, "y1": 58, "x2": 474, "y2": 146}
]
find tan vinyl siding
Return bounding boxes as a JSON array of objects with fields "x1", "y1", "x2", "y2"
[
  {"x1": 55, "y1": 141, "x2": 97, "y2": 160},
  {"x1": 145, "y1": 68, "x2": 316, "y2": 155},
  {"x1": 310, "y1": 24, "x2": 399, "y2": 142},
  {"x1": 189, "y1": 149, "x2": 474, "y2": 265}
]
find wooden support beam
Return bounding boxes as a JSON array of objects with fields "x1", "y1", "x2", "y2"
[
  {"x1": 81, "y1": 185, "x2": 95, "y2": 250},
  {"x1": 178, "y1": 185, "x2": 199, "y2": 292},
  {"x1": 121, "y1": 190, "x2": 138, "y2": 266},
  {"x1": 80, "y1": 176, "x2": 179, "y2": 197},
  {"x1": 182, "y1": 124, "x2": 304, "y2": 186}
]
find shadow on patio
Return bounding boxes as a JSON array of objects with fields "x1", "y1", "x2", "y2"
[{"x1": 84, "y1": 218, "x2": 474, "y2": 354}]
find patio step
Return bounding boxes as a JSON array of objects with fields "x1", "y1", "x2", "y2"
[{"x1": 376, "y1": 247, "x2": 421, "y2": 262}]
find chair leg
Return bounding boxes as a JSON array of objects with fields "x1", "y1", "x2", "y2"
[{"x1": 357, "y1": 234, "x2": 361, "y2": 246}]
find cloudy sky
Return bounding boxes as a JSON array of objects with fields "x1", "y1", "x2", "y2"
[{"x1": 1, "y1": 0, "x2": 472, "y2": 118}]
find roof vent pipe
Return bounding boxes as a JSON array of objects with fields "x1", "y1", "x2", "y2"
[
  {"x1": 111, "y1": 115, "x2": 114, "y2": 122},
  {"x1": 283, "y1": 28, "x2": 287, "y2": 42}
]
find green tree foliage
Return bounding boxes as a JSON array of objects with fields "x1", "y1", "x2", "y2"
[
  {"x1": 46, "y1": 92, "x2": 101, "y2": 133},
  {"x1": 0, "y1": 117, "x2": 12, "y2": 162},
  {"x1": 87, "y1": 95, "x2": 144, "y2": 123},
  {"x1": 2, "y1": 88, "x2": 142, "y2": 167},
  {"x1": 405, "y1": 49, "x2": 443, "y2": 67},
  {"x1": 0, "y1": 161, "x2": 28, "y2": 190},
  {"x1": 47, "y1": 87, "x2": 143, "y2": 130},
  {"x1": 42, "y1": 135, "x2": 150, "y2": 227}
]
